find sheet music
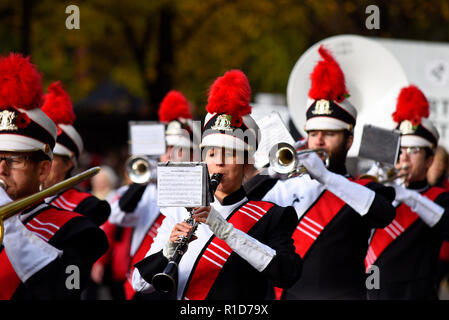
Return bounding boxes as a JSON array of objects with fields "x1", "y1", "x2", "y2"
[
  {"x1": 129, "y1": 123, "x2": 166, "y2": 156},
  {"x1": 254, "y1": 111, "x2": 295, "y2": 169},
  {"x1": 358, "y1": 124, "x2": 400, "y2": 166},
  {"x1": 157, "y1": 164, "x2": 205, "y2": 207}
]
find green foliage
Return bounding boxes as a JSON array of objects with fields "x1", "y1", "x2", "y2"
[{"x1": 1, "y1": 0, "x2": 449, "y2": 120}]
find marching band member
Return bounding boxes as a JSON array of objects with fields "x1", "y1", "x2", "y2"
[
  {"x1": 0, "y1": 53, "x2": 108, "y2": 299},
  {"x1": 86, "y1": 165, "x2": 131, "y2": 300},
  {"x1": 262, "y1": 46, "x2": 396, "y2": 299},
  {"x1": 365, "y1": 85, "x2": 449, "y2": 299},
  {"x1": 109, "y1": 90, "x2": 198, "y2": 299},
  {"x1": 131, "y1": 70, "x2": 302, "y2": 300},
  {"x1": 41, "y1": 81, "x2": 111, "y2": 227}
]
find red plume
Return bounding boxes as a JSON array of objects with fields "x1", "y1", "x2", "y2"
[
  {"x1": 308, "y1": 45, "x2": 349, "y2": 103},
  {"x1": 41, "y1": 81, "x2": 76, "y2": 125},
  {"x1": 392, "y1": 85, "x2": 429, "y2": 126},
  {"x1": 0, "y1": 53, "x2": 43, "y2": 110},
  {"x1": 158, "y1": 90, "x2": 192, "y2": 123},
  {"x1": 206, "y1": 70, "x2": 252, "y2": 127}
]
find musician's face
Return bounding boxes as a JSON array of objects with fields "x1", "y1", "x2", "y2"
[
  {"x1": 307, "y1": 130, "x2": 352, "y2": 165},
  {"x1": 43, "y1": 155, "x2": 73, "y2": 189},
  {"x1": 204, "y1": 147, "x2": 246, "y2": 199},
  {"x1": 396, "y1": 147, "x2": 433, "y2": 186},
  {"x1": 0, "y1": 151, "x2": 51, "y2": 200}
]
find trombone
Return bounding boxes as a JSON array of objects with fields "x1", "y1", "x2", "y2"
[
  {"x1": 0, "y1": 167, "x2": 101, "y2": 245},
  {"x1": 269, "y1": 142, "x2": 328, "y2": 178}
]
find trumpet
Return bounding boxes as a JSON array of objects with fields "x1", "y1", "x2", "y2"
[
  {"x1": 152, "y1": 172, "x2": 223, "y2": 293},
  {"x1": 378, "y1": 172, "x2": 408, "y2": 185},
  {"x1": 126, "y1": 155, "x2": 157, "y2": 184},
  {"x1": 269, "y1": 142, "x2": 328, "y2": 178},
  {"x1": 359, "y1": 163, "x2": 408, "y2": 185},
  {"x1": 0, "y1": 167, "x2": 101, "y2": 245},
  {"x1": 379, "y1": 165, "x2": 409, "y2": 185}
]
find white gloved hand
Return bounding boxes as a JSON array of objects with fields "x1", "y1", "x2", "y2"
[
  {"x1": 162, "y1": 239, "x2": 178, "y2": 259},
  {"x1": 205, "y1": 206, "x2": 276, "y2": 272},
  {"x1": 296, "y1": 151, "x2": 330, "y2": 184},
  {"x1": 0, "y1": 185, "x2": 12, "y2": 207},
  {"x1": 365, "y1": 162, "x2": 393, "y2": 182},
  {"x1": 3, "y1": 215, "x2": 62, "y2": 281},
  {"x1": 392, "y1": 184, "x2": 412, "y2": 203},
  {"x1": 365, "y1": 161, "x2": 381, "y2": 177},
  {"x1": 298, "y1": 150, "x2": 375, "y2": 216},
  {"x1": 205, "y1": 206, "x2": 234, "y2": 240},
  {"x1": 393, "y1": 184, "x2": 444, "y2": 227}
]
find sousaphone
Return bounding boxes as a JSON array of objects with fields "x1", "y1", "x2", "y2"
[{"x1": 287, "y1": 34, "x2": 409, "y2": 158}]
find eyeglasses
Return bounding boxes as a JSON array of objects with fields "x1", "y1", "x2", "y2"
[
  {"x1": 0, "y1": 155, "x2": 30, "y2": 169},
  {"x1": 399, "y1": 147, "x2": 423, "y2": 156}
]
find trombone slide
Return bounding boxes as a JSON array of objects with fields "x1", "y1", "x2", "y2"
[{"x1": 0, "y1": 167, "x2": 101, "y2": 244}]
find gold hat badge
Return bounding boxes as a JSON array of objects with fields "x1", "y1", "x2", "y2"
[
  {"x1": 312, "y1": 99, "x2": 333, "y2": 115},
  {"x1": 211, "y1": 114, "x2": 234, "y2": 131}
]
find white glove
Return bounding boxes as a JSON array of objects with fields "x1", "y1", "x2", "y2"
[
  {"x1": 0, "y1": 185, "x2": 12, "y2": 206},
  {"x1": 205, "y1": 206, "x2": 276, "y2": 272},
  {"x1": 365, "y1": 162, "x2": 391, "y2": 182},
  {"x1": 162, "y1": 239, "x2": 178, "y2": 259},
  {"x1": 3, "y1": 215, "x2": 62, "y2": 282},
  {"x1": 297, "y1": 151, "x2": 375, "y2": 216},
  {"x1": 393, "y1": 184, "x2": 444, "y2": 227},
  {"x1": 205, "y1": 206, "x2": 234, "y2": 240},
  {"x1": 296, "y1": 151, "x2": 329, "y2": 183},
  {"x1": 393, "y1": 184, "x2": 413, "y2": 203}
]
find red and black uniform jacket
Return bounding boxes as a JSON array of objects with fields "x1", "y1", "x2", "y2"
[
  {"x1": 115, "y1": 183, "x2": 165, "y2": 300},
  {"x1": 48, "y1": 187, "x2": 111, "y2": 226},
  {"x1": 281, "y1": 177, "x2": 395, "y2": 300},
  {"x1": 0, "y1": 202, "x2": 108, "y2": 299},
  {"x1": 134, "y1": 187, "x2": 302, "y2": 300},
  {"x1": 367, "y1": 180, "x2": 449, "y2": 300}
]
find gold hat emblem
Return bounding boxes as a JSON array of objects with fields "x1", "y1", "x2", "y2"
[
  {"x1": 211, "y1": 114, "x2": 233, "y2": 131},
  {"x1": 312, "y1": 99, "x2": 333, "y2": 115},
  {"x1": 0, "y1": 110, "x2": 18, "y2": 131},
  {"x1": 399, "y1": 120, "x2": 416, "y2": 135}
]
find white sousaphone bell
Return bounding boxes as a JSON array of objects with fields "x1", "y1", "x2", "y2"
[{"x1": 286, "y1": 34, "x2": 409, "y2": 159}]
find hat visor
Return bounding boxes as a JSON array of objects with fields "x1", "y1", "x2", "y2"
[
  {"x1": 59, "y1": 124, "x2": 83, "y2": 155},
  {"x1": 54, "y1": 143, "x2": 73, "y2": 156},
  {"x1": 305, "y1": 117, "x2": 353, "y2": 132},
  {"x1": 53, "y1": 143, "x2": 78, "y2": 167},
  {"x1": 0, "y1": 134, "x2": 52, "y2": 159},
  {"x1": 400, "y1": 135, "x2": 434, "y2": 149},
  {"x1": 200, "y1": 133, "x2": 253, "y2": 152},
  {"x1": 166, "y1": 135, "x2": 193, "y2": 149}
]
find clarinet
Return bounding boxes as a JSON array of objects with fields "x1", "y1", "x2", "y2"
[{"x1": 152, "y1": 173, "x2": 223, "y2": 293}]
